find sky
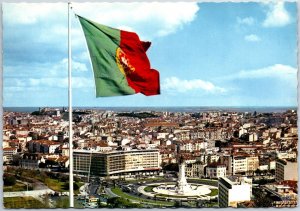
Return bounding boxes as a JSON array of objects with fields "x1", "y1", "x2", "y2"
[{"x1": 3, "y1": 1, "x2": 298, "y2": 107}]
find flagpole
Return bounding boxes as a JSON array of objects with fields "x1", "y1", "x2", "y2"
[{"x1": 68, "y1": 2, "x2": 74, "y2": 208}]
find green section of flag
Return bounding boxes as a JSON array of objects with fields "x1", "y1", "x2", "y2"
[{"x1": 78, "y1": 16, "x2": 136, "y2": 97}]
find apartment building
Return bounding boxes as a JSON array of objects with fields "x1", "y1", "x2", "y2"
[
  {"x1": 28, "y1": 140, "x2": 60, "y2": 154},
  {"x1": 227, "y1": 155, "x2": 259, "y2": 175},
  {"x1": 206, "y1": 163, "x2": 226, "y2": 179},
  {"x1": 218, "y1": 176, "x2": 252, "y2": 208},
  {"x1": 73, "y1": 148, "x2": 161, "y2": 177},
  {"x1": 3, "y1": 147, "x2": 18, "y2": 163},
  {"x1": 275, "y1": 159, "x2": 298, "y2": 182},
  {"x1": 185, "y1": 161, "x2": 206, "y2": 178}
]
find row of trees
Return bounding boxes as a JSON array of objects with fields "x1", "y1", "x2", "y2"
[
  {"x1": 3, "y1": 173, "x2": 17, "y2": 186},
  {"x1": 103, "y1": 197, "x2": 143, "y2": 208}
]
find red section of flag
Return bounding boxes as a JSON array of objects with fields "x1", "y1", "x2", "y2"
[{"x1": 120, "y1": 30, "x2": 160, "y2": 96}]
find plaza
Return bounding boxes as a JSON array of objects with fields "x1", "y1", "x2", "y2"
[{"x1": 137, "y1": 182, "x2": 218, "y2": 201}]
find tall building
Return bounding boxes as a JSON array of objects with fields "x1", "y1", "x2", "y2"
[
  {"x1": 218, "y1": 176, "x2": 252, "y2": 208},
  {"x1": 275, "y1": 159, "x2": 298, "y2": 182},
  {"x1": 3, "y1": 147, "x2": 18, "y2": 164},
  {"x1": 73, "y1": 149, "x2": 161, "y2": 178},
  {"x1": 227, "y1": 155, "x2": 259, "y2": 175},
  {"x1": 185, "y1": 161, "x2": 206, "y2": 178},
  {"x1": 206, "y1": 163, "x2": 226, "y2": 179},
  {"x1": 246, "y1": 156, "x2": 259, "y2": 173},
  {"x1": 229, "y1": 156, "x2": 247, "y2": 175}
]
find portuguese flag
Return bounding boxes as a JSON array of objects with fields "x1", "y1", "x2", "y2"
[{"x1": 77, "y1": 15, "x2": 160, "y2": 97}]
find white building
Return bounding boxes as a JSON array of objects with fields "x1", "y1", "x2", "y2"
[
  {"x1": 277, "y1": 152, "x2": 297, "y2": 160},
  {"x1": 185, "y1": 161, "x2": 206, "y2": 178},
  {"x1": 227, "y1": 156, "x2": 259, "y2": 175},
  {"x1": 249, "y1": 133, "x2": 258, "y2": 142},
  {"x1": 3, "y1": 147, "x2": 18, "y2": 163},
  {"x1": 28, "y1": 140, "x2": 60, "y2": 154},
  {"x1": 73, "y1": 148, "x2": 161, "y2": 178},
  {"x1": 275, "y1": 159, "x2": 298, "y2": 182},
  {"x1": 230, "y1": 156, "x2": 247, "y2": 175},
  {"x1": 218, "y1": 176, "x2": 252, "y2": 207},
  {"x1": 206, "y1": 164, "x2": 226, "y2": 179}
]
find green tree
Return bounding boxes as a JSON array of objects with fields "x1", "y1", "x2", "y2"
[
  {"x1": 174, "y1": 200, "x2": 181, "y2": 208},
  {"x1": 4, "y1": 174, "x2": 17, "y2": 186},
  {"x1": 107, "y1": 197, "x2": 142, "y2": 208},
  {"x1": 233, "y1": 130, "x2": 239, "y2": 138},
  {"x1": 163, "y1": 163, "x2": 179, "y2": 172},
  {"x1": 255, "y1": 169, "x2": 261, "y2": 175},
  {"x1": 63, "y1": 182, "x2": 79, "y2": 191},
  {"x1": 97, "y1": 198, "x2": 104, "y2": 208},
  {"x1": 43, "y1": 194, "x2": 51, "y2": 208},
  {"x1": 253, "y1": 189, "x2": 273, "y2": 207},
  {"x1": 55, "y1": 197, "x2": 69, "y2": 208},
  {"x1": 58, "y1": 174, "x2": 69, "y2": 182}
]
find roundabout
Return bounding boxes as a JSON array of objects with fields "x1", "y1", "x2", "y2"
[
  {"x1": 137, "y1": 182, "x2": 218, "y2": 200},
  {"x1": 135, "y1": 160, "x2": 218, "y2": 201},
  {"x1": 108, "y1": 160, "x2": 219, "y2": 207},
  {"x1": 153, "y1": 183, "x2": 212, "y2": 196}
]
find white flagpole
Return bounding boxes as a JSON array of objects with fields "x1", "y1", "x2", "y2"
[{"x1": 68, "y1": 2, "x2": 74, "y2": 208}]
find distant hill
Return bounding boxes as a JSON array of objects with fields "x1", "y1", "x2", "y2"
[{"x1": 116, "y1": 112, "x2": 158, "y2": 119}]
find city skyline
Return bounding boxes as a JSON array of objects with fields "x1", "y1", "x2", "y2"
[
  {"x1": 3, "y1": 107, "x2": 298, "y2": 208},
  {"x1": 3, "y1": 1, "x2": 298, "y2": 107}
]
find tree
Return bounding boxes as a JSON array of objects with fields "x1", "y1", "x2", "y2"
[
  {"x1": 107, "y1": 197, "x2": 142, "y2": 208},
  {"x1": 58, "y1": 174, "x2": 69, "y2": 182},
  {"x1": 233, "y1": 130, "x2": 239, "y2": 138},
  {"x1": 29, "y1": 132, "x2": 39, "y2": 140},
  {"x1": 63, "y1": 182, "x2": 79, "y2": 191},
  {"x1": 174, "y1": 200, "x2": 181, "y2": 208},
  {"x1": 163, "y1": 163, "x2": 179, "y2": 172},
  {"x1": 74, "y1": 176, "x2": 81, "y2": 183},
  {"x1": 253, "y1": 189, "x2": 273, "y2": 207},
  {"x1": 45, "y1": 159, "x2": 57, "y2": 167},
  {"x1": 31, "y1": 111, "x2": 41, "y2": 115},
  {"x1": 97, "y1": 199, "x2": 103, "y2": 208},
  {"x1": 240, "y1": 133, "x2": 249, "y2": 142},
  {"x1": 255, "y1": 169, "x2": 261, "y2": 175},
  {"x1": 12, "y1": 154, "x2": 21, "y2": 166},
  {"x1": 55, "y1": 197, "x2": 69, "y2": 208},
  {"x1": 39, "y1": 162, "x2": 47, "y2": 168},
  {"x1": 4, "y1": 174, "x2": 17, "y2": 186},
  {"x1": 10, "y1": 135, "x2": 17, "y2": 140},
  {"x1": 43, "y1": 194, "x2": 51, "y2": 208},
  {"x1": 253, "y1": 111, "x2": 257, "y2": 117}
]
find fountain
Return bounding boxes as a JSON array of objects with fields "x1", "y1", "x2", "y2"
[
  {"x1": 144, "y1": 158, "x2": 215, "y2": 198},
  {"x1": 176, "y1": 158, "x2": 193, "y2": 194}
]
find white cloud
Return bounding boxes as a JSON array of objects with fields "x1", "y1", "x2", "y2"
[
  {"x1": 72, "y1": 2, "x2": 200, "y2": 39},
  {"x1": 244, "y1": 34, "x2": 261, "y2": 42},
  {"x1": 237, "y1": 17, "x2": 254, "y2": 25},
  {"x1": 163, "y1": 77, "x2": 226, "y2": 93},
  {"x1": 5, "y1": 2, "x2": 199, "y2": 40},
  {"x1": 262, "y1": 2, "x2": 291, "y2": 27},
  {"x1": 3, "y1": 3, "x2": 65, "y2": 25},
  {"x1": 5, "y1": 58, "x2": 88, "y2": 80},
  {"x1": 226, "y1": 64, "x2": 297, "y2": 80},
  {"x1": 9, "y1": 77, "x2": 94, "y2": 89},
  {"x1": 60, "y1": 59, "x2": 88, "y2": 72}
]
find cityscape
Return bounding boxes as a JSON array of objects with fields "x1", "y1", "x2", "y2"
[
  {"x1": 3, "y1": 1, "x2": 298, "y2": 209},
  {"x1": 3, "y1": 107, "x2": 298, "y2": 208}
]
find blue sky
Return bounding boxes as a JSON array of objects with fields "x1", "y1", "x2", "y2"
[{"x1": 3, "y1": 1, "x2": 298, "y2": 107}]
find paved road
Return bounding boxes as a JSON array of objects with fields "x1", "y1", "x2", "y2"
[
  {"x1": 104, "y1": 188, "x2": 119, "y2": 198},
  {"x1": 89, "y1": 184, "x2": 99, "y2": 195},
  {"x1": 3, "y1": 189, "x2": 55, "y2": 198},
  {"x1": 5, "y1": 172, "x2": 48, "y2": 190}
]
